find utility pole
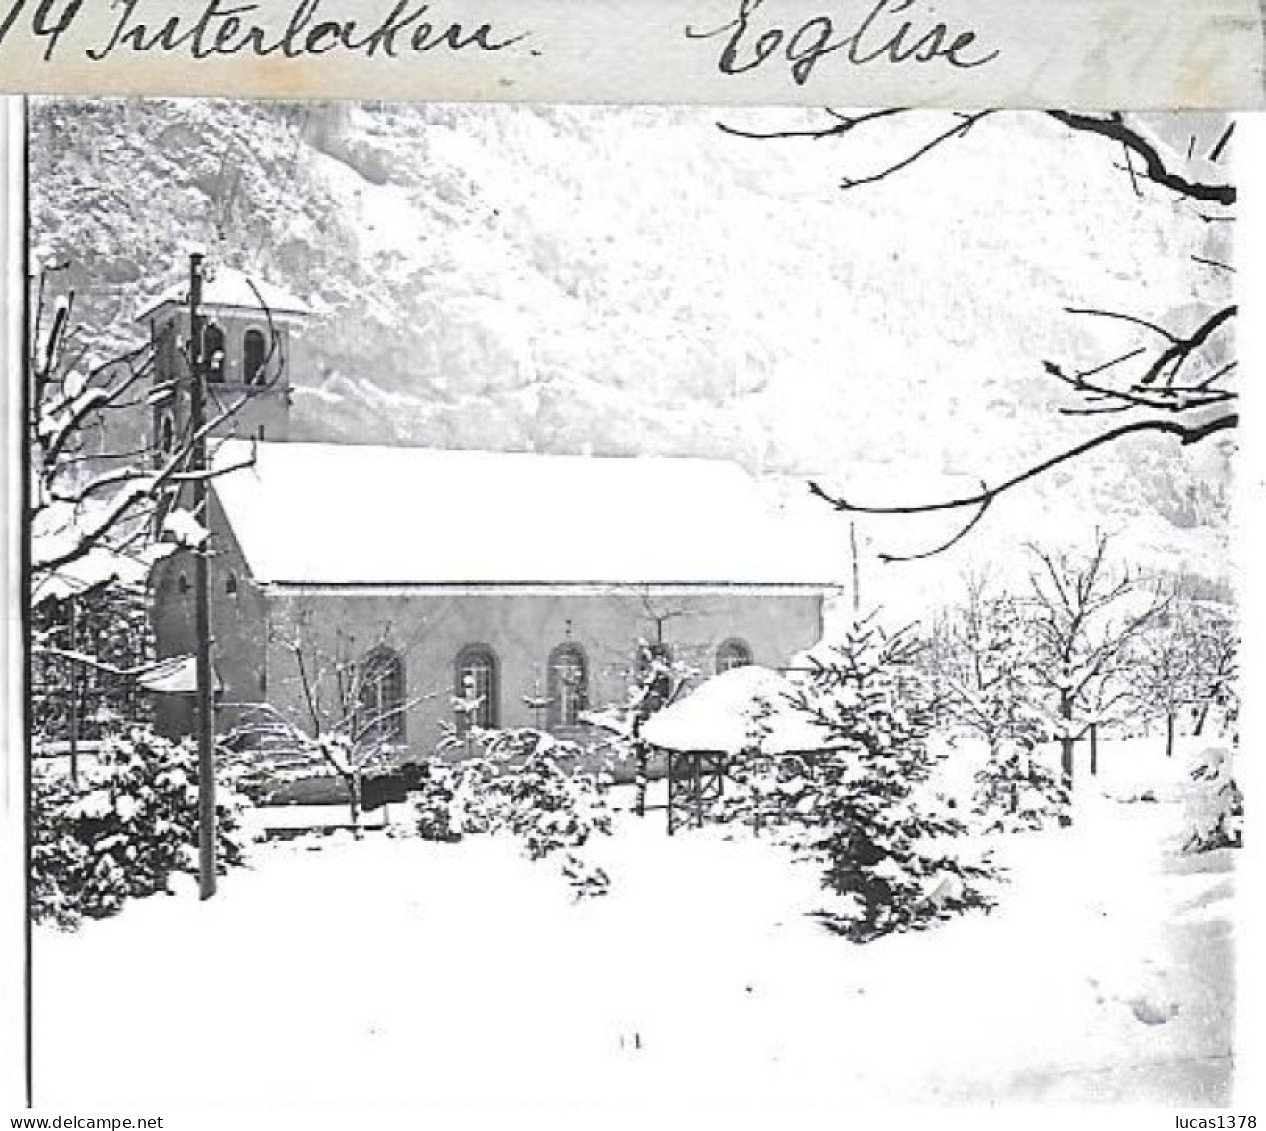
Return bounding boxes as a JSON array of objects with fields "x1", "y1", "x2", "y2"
[
  {"x1": 67, "y1": 598, "x2": 79, "y2": 786},
  {"x1": 849, "y1": 521, "x2": 861, "y2": 618},
  {"x1": 189, "y1": 252, "x2": 217, "y2": 900}
]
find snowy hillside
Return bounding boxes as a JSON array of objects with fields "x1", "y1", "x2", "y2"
[{"x1": 28, "y1": 100, "x2": 1234, "y2": 591}]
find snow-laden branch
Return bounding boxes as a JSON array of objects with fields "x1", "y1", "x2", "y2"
[{"x1": 28, "y1": 262, "x2": 289, "y2": 590}]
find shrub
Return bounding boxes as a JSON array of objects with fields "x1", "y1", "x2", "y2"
[
  {"x1": 480, "y1": 729, "x2": 612, "y2": 860},
  {"x1": 410, "y1": 760, "x2": 471, "y2": 843},
  {"x1": 1184, "y1": 745, "x2": 1242, "y2": 852},
  {"x1": 973, "y1": 740, "x2": 1069, "y2": 832},
  {"x1": 32, "y1": 726, "x2": 251, "y2": 928},
  {"x1": 418, "y1": 727, "x2": 613, "y2": 896}
]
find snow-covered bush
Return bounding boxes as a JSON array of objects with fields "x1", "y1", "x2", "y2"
[
  {"x1": 1184, "y1": 746, "x2": 1242, "y2": 852},
  {"x1": 714, "y1": 751, "x2": 817, "y2": 831},
  {"x1": 478, "y1": 729, "x2": 612, "y2": 860},
  {"x1": 786, "y1": 620, "x2": 1000, "y2": 942},
  {"x1": 973, "y1": 740, "x2": 1069, "y2": 832},
  {"x1": 410, "y1": 761, "x2": 468, "y2": 843},
  {"x1": 32, "y1": 726, "x2": 250, "y2": 929},
  {"x1": 422, "y1": 727, "x2": 613, "y2": 896}
]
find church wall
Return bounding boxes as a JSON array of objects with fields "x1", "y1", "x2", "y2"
[
  {"x1": 149, "y1": 492, "x2": 271, "y2": 739},
  {"x1": 259, "y1": 587, "x2": 824, "y2": 757}
]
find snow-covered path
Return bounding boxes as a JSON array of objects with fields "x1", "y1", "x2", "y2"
[{"x1": 33, "y1": 743, "x2": 1236, "y2": 1110}]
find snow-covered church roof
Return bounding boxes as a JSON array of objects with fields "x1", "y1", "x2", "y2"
[
  {"x1": 210, "y1": 440, "x2": 850, "y2": 588},
  {"x1": 136, "y1": 267, "x2": 312, "y2": 322}
]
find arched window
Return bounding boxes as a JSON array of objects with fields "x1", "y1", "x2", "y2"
[
  {"x1": 204, "y1": 323, "x2": 226, "y2": 383},
  {"x1": 243, "y1": 328, "x2": 268, "y2": 386},
  {"x1": 357, "y1": 646, "x2": 405, "y2": 744},
  {"x1": 455, "y1": 645, "x2": 498, "y2": 732},
  {"x1": 548, "y1": 644, "x2": 588, "y2": 729},
  {"x1": 716, "y1": 638, "x2": 753, "y2": 674}
]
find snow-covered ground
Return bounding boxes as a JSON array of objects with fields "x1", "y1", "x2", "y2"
[{"x1": 32, "y1": 737, "x2": 1237, "y2": 1117}]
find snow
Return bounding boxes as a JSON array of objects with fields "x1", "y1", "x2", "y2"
[
  {"x1": 640, "y1": 665, "x2": 839, "y2": 755},
  {"x1": 133, "y1": 654, "x2": 222, "y2": 694},
  {"x1": 209, "y1": 439, "x2": 850, "y2": 587},
  {"x1": 31, "y1": 737, "x2": 1240, "y2": 1118},
  {"x1": 29, "y1": 523, "x2": 173, "y2": 606},
  {"x1": 161, "y1": 507, "x2": 209, "y2": 549}
]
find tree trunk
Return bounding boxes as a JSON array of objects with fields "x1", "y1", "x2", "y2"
[
  {"x1": 1059, "y1": 694, "x2": 1075, "y2": 825},
  {"x1": 634, "y1": 743, "x2": 649, "y2": 819},
  {"x1": 1165, "y1": 713, "x2": 1175, "y2": 759},
  {"x1": 1089, "y1": 723, "x2": 1098, "y2": 777},
  {"x1": 993, "y1": 738, "x2": 1019, "y2": 814},
  {"x1": 348, "y1": 769, "x2": 363, "y2": 840},
  {"x1": 68, "y1": 600, "x2": 80, "y2": 786},
  {"x1": 1194, "y1": 700, "x2": 1210, "y2": 737}
]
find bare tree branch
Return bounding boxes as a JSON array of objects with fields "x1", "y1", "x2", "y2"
[
  {"x1": 808, "y1": 413, "x2": 1237, "y2": 521},
  {"x1": 717, "y1": 107, "x2": 909, "y2": 142},
  {"x1": 1046, "y1": 111, "x2": 1235, "y2": 206},
  {"x1": 28, "y1": 261, "x2": 290, "y2": 588}
]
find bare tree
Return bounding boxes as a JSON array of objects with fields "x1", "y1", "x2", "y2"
[
  {"x1": 30, "y1": 581, "x2": 155, "y2": 785},
  {"x1": 1024, "y1": 532, "x2": 1166, "y2": 797},
  {"x1": 1188, "y1": 601, "x2": 1238, "y2": 738},
  {"x1": 28, "y1": 258, "x2": 284, "y2": 601},
  {"x1": 718, "y1": 111, "x2": 1236, "y2": 557},
  {"x1": 245, "y1": 603, "x2": 436, "y2": 835},
  {"x1": 1132, "y1": 597, "x2": 1202, "y2": 759},
  {"x1": 924, "y1": 571, "x2": 1038, "y2": 760}
]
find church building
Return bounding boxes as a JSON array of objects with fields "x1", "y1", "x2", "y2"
[{"x1": 143, "y1": 268, "x2": 849, "y2": 758}]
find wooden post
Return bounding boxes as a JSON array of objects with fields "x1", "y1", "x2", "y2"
[
  {"x1": 692, "y1": 753, "x2": 702, "y2": 830},
  {"x1": 665, "y1": 751, "x2": 675, "y2": 836},
  {"x1": 633, "y1": 738, "x2": 648, "y2": 819},
  {"x1": 189, "y1": 252, "x2": 217, "y2": 901}
]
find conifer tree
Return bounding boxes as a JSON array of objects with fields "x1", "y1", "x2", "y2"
[{"x1": 787, "y1": 618, "x2": 998, "y2": 941}]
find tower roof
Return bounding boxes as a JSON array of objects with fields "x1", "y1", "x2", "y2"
[{"x1": 136, "y1": 266, "x2": 312, "y2": 322}]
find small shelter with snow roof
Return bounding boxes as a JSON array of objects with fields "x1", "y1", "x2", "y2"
[{"x1": 640, "y1": 665, "x2": 842, "y2": 832}]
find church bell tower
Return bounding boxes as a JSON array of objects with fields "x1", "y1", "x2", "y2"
[{"x1": 139, "y1": 264, "x2": 311, "y2": 459}]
